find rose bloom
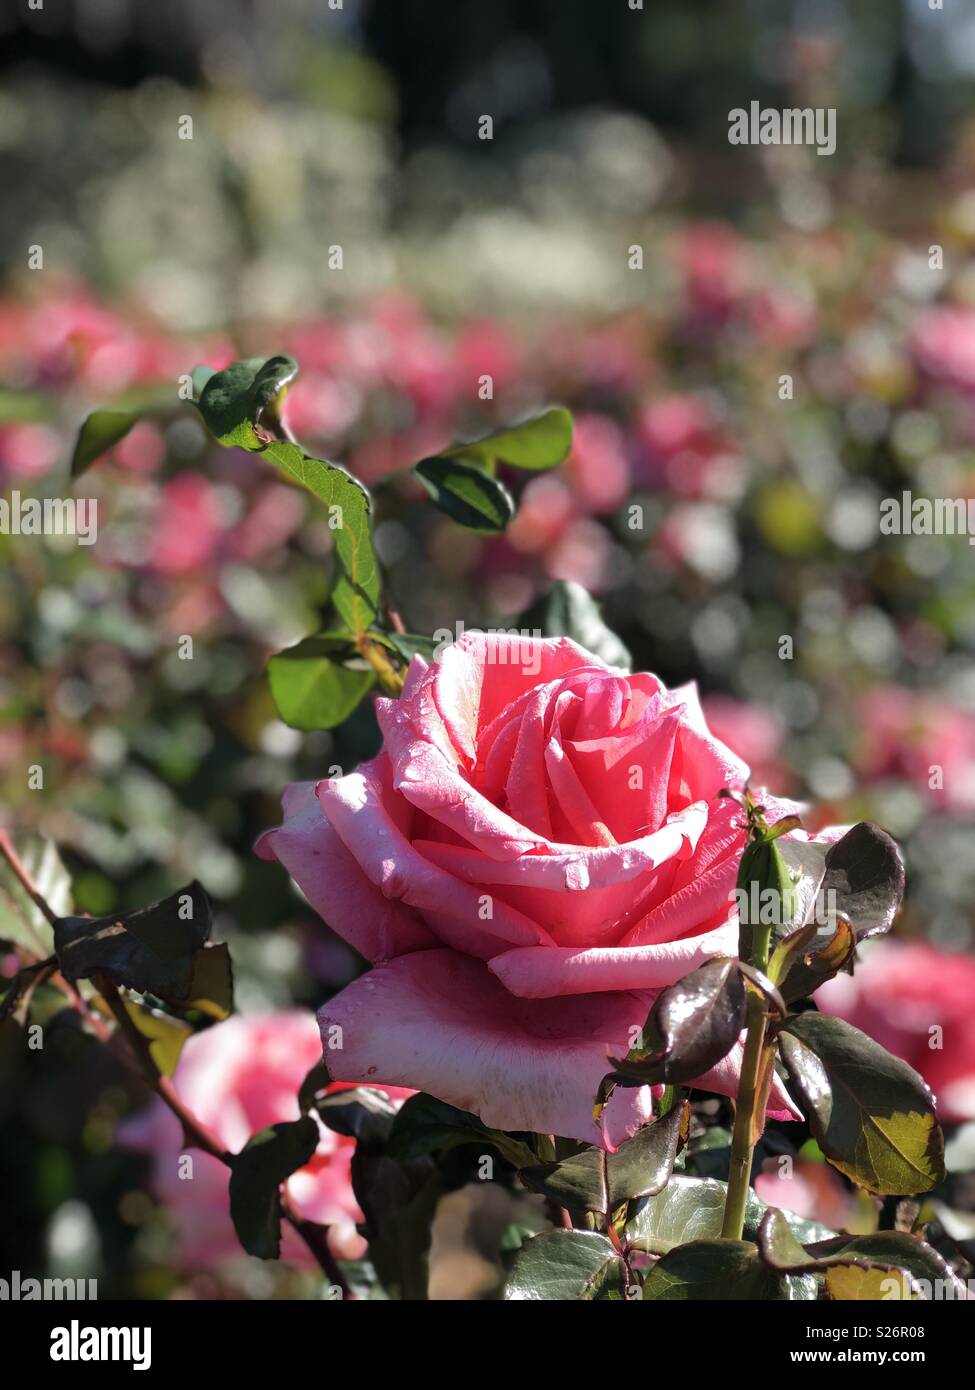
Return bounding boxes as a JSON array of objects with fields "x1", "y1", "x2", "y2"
[
  {"x1": 259, "y1": 634, "x2": 835, "y2": 1148},
  {"x1": 122, "y1": 1011, "x2": 411, "y2": 1268},
  {"x1": 816, "y1": 940, "x2": 975, "y2": 1125}
]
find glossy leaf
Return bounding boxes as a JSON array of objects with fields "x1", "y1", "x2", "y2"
[
  {"x1": 607, "y1": 959, "x2": 746, "y2": 1087},
  {"x1": 196, "y1": 354, "x2": 299, "y2": 445},
  {"x1": 757, "y1": 1207, "x2": 965, "y2": 1298},
  {"x1": 413, "y1": 455, "x2": 515, "y2": 533},
  {"x1": 626, "y1": 1173, "x2": 833, "y2": 1254},
  {"x1": 267, "y1": 633, "x2": 375, "y2": 730},
  {"x1": 642, "y1": 1238, "x2": 796, "y2": 1301},
  {"x1": 505, "y1": 1230, "x2": 626, "y2": 1301},
  {"x1": 122, "y1": 999, "x2": 192, "y2": 1077},
  {"x1": 781, "y1": 915, "x2": 856, "y2": 1004},
  {"x1": 70, "y1": 409, "x2": 140, "y2": 478},
  {"x1": 521, "y1": 1101, "x2": 688, "y2": 1214},
  {"x1": 313, "y1": 1086, "x2": 398, "y2": 1148},
  {"x1": 820, "y1": 822, "x2": 905, "y2": 941},
  {"x1": 229, "y1": 1116, "x2": 320, "y2": 1260},
  {"x1": 182, "y1": 942, "x2": 234, "y2": 1021},
  {"x1": 443, "y1": 407, "x2": 573, "y2": 472},
  {"x1": 779, "y1": 1012, "x2": 945, "y2": 1195}
]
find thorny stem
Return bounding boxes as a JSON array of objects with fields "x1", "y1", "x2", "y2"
[{"x1": 0, "y1": 836, "x2": 353, "y2": 1299}]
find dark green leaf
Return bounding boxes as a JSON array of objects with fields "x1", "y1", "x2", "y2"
[
  {"x1": 314, "y1": 1086, "x2": 398, "y2": 1148},
  {"x1": 413, "y1": 455, "x2": 515, "y2": 533},
  {"x1": 626, "y1": 1173, "x2": 832, "y2": 1254},
  {"x1": 267, "y1": 633, "x2": 375, "y2": 730},
  {"x1": 521, "y1": 1102, "x2": 688, "y2": 1214},
  {"x1": 525, "y1": 580, "x2": 631, "y2": 670},
  {"x1": 53, "y1": 881, "x2": 212, "y2": 1006},
  {"x1": 229, "y1": 1117, "x2": 320, "y2": 1260},
  {"x1": 642, "y1": 1238, "x2": 798, "y2": 1301},
  {"x1": 190, "y1": 365, "x2": 216, "y2": 398},
  {"x1": 444, "y1": 407, "x2": 573, "y2": 472},
  {"x1": 298, "y1": 1059, "x2": 331, "y2": 1114},
  {"x1": 757, "y1": 1208, "x2": 966, "y2": 1299},
  {"x1": 504, "y1": 1230, "x2": 627, "y2": 1301},
  {"x1": 607, "y1": 959, "x2": 746, "y2": 1087},
  {"x1": 70, "y1": 409, "x2": 140, "y2": 478},
  {"x1": 387, "y1": 1092, "x2": 536, "y2": 1169},
  {"x1": 779, "y1": 1012, "x2": 945, "y2": 1195},
  {"x1": 351, "y1": 1150, "x2": 441, "y2": 1299},
  {"x1": 196, "y1": 354, "x2": 299, "y2": 444}
]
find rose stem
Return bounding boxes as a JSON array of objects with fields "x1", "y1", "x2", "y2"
[
  {"x1": 720, "y1": 922, "x2": 772, "y2": 1242},
  {"x1": 0, "y1": 836, "x2": 353, "y2": 1299}
]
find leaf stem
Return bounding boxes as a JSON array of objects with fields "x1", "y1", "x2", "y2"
[{"x1": 356, "y1": 635, "x2": 405, "y2": 696}]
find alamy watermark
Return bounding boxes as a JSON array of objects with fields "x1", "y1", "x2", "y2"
[
  {"x1": 1, "y1": 1269, "x2": 97, "y2": 1299},
  {"x1": 0, "y1": 492, "x2": 97, "y2": 545},
  {"x1": 728, "y1": 102, "x2": 836, "y2": 156},
  {"x1": 880, "y1": 491, "x2": 975, "y2": 545}
]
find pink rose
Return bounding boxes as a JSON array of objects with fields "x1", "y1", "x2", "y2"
[
  {"x1": 816, "y1": 940, "x2": 975, "y2": 1124},
  {"x1": 121, "y1": 1011, "x2": 411, "y2": 1268},
  {"x1": 258, "y1": 634, "x2": 806, "y2": 1149}
]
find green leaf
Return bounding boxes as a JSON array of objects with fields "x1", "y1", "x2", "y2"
[
  {"x1": 196, "y1": 355, "x2": 299, "y2": 445},
  {"x1": 413, "y1": 455, "x2": 515, "y2": 533},
  {"x1": 0, "y1": 834, "x2": 72, "y2": 958},
  {"x1": 53, "y1": 881, "x2": 214, "y2": 1007},
  {"x1": 779, "y1": 1012, "x2": 945, "y2": 1195},
  {"x1": 70, "y1": 409, "x2": 140, "y2": 478},
  {"x1": 504, "y1": 1230, "x2": 626, "y2": 1301},
  {"x1": 387, "y1": 1093, "x2": 536, "y2": 1170},
  {"x1": 525, "y1": 580, "x2": 631, "y2": 670},
  {"x1": 642, "y1": 1238, "x2": 798, "y2": 1301},
  {"x1": 625, "y1": 1173, "x2": 832, "y2": 1254},
  {"x1": 267, "y1": 633, "x2": 375, "y2": 730},
  {"x1": 192, "y1": 354, "x2": 379, "y2": 635},
  {"x1": 443, "y1": 407, "x2": 573, "y2": 472},
  {"x1": 521, "y1": 1102, "x2": 688, "y2": 1214},
  {"x1": 261, "y1": 442, "x2": 379, "y2": 634},
  {"x1": 605, "y1": 959, "x2": 746, "y2": 1088},
  {"x1": 122, "y1": 999, "x2": 192, "y2": 1077},
  {"x1": 757, "y1": 1208, "x2": 966, "y2": 1299},
  {"x1": 313, "y1": 1086, "x2": 398, "y2": 1148},
  {"x1": 183, "y1": 942, "x2": 234, "y2": 1021},
  {"x1": 229, "y1": 1117, "x2": 320, "y2": 1260}
]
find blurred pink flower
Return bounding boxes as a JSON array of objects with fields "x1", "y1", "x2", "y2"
[
  {"x1": 754, "y1": 1157, "x2": 861, "y2": 1231},
  {"x1": 121, "y1": 1010, "x2": 413, "y2": 1269},
  {"x1": 637, "y1": 394, "x2": 736, "y2": 499},
  {"x1": 913, "y1": 306, "x2": 975, "y2": 391},
  {"x1": 816, "y1": 940, "x2": 975, "y2": 1124},
  {"x1": 854, "y1": 687, "x2": 975, "y2": 813},
  {"x1": 700, "y1": 696, "x2": 793, "y2": 794}
]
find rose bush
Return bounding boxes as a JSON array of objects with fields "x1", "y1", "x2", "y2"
[
  {"x1": 259, "y1": 631, "x2": 823, "y2": 1148},
  {"x1": 122, "y1": 1011, "x2": 411, "y2": 1267}
]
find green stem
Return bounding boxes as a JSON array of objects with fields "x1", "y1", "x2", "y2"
[{"x1": 721, "y1": 922, "x2": 772, "y2": 1241}]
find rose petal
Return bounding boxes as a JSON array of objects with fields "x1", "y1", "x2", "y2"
[
  {"x1": 256, "y1": 782, "x2": 436, "y2": 962},
  {"x1": 318, "y1": 948, "x2": 654, "y2": 1148}
]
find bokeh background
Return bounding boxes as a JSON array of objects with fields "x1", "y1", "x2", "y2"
[{"x1": 3, "y1": 0, "x2": 975, "y2": 1298}]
